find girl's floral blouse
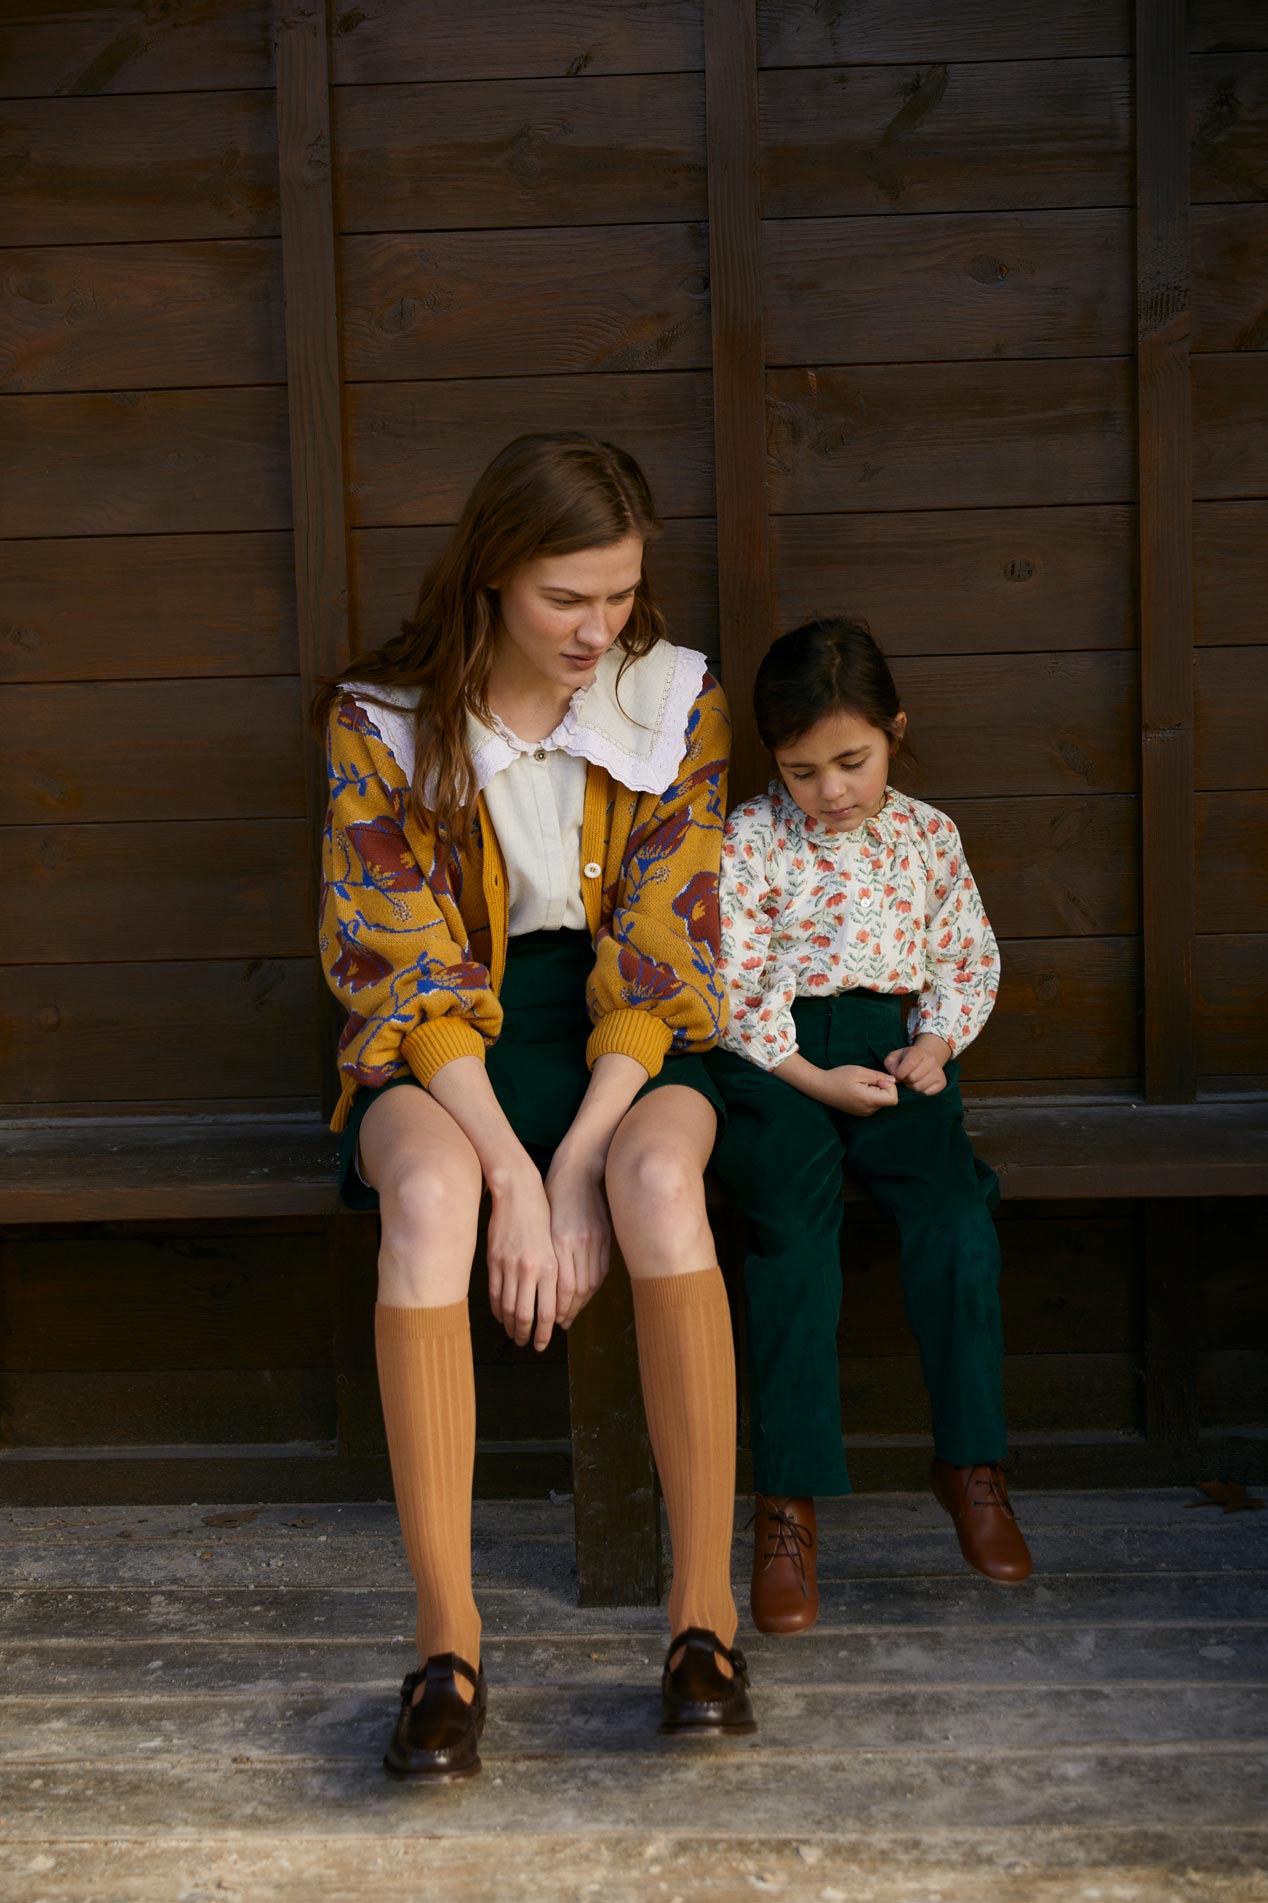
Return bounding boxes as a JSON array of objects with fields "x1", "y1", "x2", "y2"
[{"x1": 718, "y1": 783, "x2": 1000, "y2": 1071}]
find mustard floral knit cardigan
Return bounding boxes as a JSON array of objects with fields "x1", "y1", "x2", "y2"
[{"x1": 319, "y1": 655, "x2": 731, "y2": 1132}]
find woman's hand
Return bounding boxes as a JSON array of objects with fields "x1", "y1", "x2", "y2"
[
  {"x1": 816, "y1": 1064, "x2": 899, "y2": 1117},
  {"x1": 485, "y1": 1164, "x2": 560, "y2": 1353},
  {"x1": 544, "y1": 1142, "x2": 612, "y2": 1330},
  {"x1": 884, "y1": 1033, "x2": 952, "y2": 1096}
]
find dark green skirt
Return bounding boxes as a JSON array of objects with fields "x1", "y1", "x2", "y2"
[{"x1": 337, "y1": 928, "x2": 725, "y2": 1210}]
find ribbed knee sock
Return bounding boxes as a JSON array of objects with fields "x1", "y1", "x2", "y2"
[
  {"x1": 631, "y1": 1267, "x2": 739, "y2": 1666},
  {"x1": 374, "y1": 1299, "x2": 482, "y2": 1704}
]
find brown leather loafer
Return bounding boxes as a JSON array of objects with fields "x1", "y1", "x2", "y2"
[
  {"x1": 749, "y1": 1494, "x2": 819, "y2": 1634},
  {"x1": 931, "y1": 1458, "x2": 1034, "y2": 1584},
  {"x1": 659, "y1": 1626, "x2": 757, "y2": 1736},
  {"x1": 383, "y1": 1652, "x2": 486, "y2": 1777}
]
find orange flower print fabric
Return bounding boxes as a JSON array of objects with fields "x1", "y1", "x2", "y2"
[{"x1": 717, "y1": 784, "x2": 1000, "y2": 1071}]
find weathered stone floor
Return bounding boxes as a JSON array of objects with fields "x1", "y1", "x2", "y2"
[{"x1": 1, "y1": 1489, "x2": 1265, "y2": 1902}]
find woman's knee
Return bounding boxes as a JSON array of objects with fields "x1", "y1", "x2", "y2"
[
  {"x1": 605, "y1": 1129, "x2": 704, "y2": 1227},
  {"x1": 378, "y1": 1146, "x2": 482, "y2": 1258}
]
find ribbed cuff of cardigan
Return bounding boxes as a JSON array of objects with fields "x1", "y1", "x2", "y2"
[
  {"x1": 401, "y1": 1018, "x2": 488, "y2": 1088},
  {"x1": 586, "y1": 1009, "x2": 674, "y2": 1079}
]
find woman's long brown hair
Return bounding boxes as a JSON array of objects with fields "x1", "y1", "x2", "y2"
[{"x1": 312, "y1": 432, "x2": 667, "y2": 845}]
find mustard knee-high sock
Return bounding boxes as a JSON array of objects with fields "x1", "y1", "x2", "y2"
[
  {"x1": 631, "y1": 1267, "x2": 739, "y2": 1664},
  {"x1": 375, "y1": 1299, "x2": 482, "y2": 1704}
]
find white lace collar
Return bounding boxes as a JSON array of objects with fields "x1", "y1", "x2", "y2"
[{"x1": 342, "y1": 642, "x2": 708, "y2": 801}]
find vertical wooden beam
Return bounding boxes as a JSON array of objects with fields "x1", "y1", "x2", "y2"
[
  {"x1": 1136, "y1": 0, "x2": 1196, "y2": 1102},
  {"x1": 275, "y1": 0, "x2": 351, "y2": 1118},
  {"x1": 704, "y1": 0, "x2": 774, "y2": 802},
  {"x1": 567, "y1": 1239, "x2": 662, "y2": 1605}
]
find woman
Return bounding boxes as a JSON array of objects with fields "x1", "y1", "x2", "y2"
[{"x1": 315, "y1": 433, "x2": 755, "y2": 1777}]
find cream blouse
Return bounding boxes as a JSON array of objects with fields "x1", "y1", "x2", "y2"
[
  {"x1": 457, "y1": 640, "x2": 711, "y2": 937},
  {"x1": 718, "y1": 784, "x2": 1000, "y2": 1071}
]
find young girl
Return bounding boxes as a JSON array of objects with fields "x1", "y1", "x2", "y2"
[
  {"x1": 707, "y1": 617, "x2": 1033, "y2": 1636},
  {"x1": 315, "y1": 433, "x2": 755, "y2": 1775}
]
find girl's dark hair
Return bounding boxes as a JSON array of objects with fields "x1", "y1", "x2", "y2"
[{"x1": 753, "y1": 616, "x2": 911, "y2": 764}]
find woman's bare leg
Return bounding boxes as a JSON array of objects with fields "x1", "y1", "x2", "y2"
[
  {"x1": 359, "y1": 1086, "x2": 485, "y2": 1699},
  {"x1": 606, "y1": 1088, "x2": 739, "y2": 1668}
]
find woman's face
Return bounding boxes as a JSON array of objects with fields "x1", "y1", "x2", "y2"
[
  {"x1": 774, "y1": 706, "x2": 903, "y2": 832},
  {"x1": 495, "y1": 534, "x2": 646, "y2": 694}
]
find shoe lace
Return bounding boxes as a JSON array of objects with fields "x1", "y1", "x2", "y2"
[
  {"x1": 962, "y1": 1463, "x2": 1017, "y2": 1519},
  {"x1": 745, "y1": 1498, "x2": 813, "y2": 1596}
]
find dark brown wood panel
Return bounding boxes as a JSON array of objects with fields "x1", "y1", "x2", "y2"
[
  {"x1": 839, "y1": 1209, "x2": 1136, "y2": 1356},
  {"x1": 942, "y1": 796, "x2": 1138, "y2": 939},
  {"x1": 1199, "y1": 1347, "x2": 1268, "y2": 1428},
  {"x1": 771, "y1": 507, "x2": 1135, "y2": 655},
  {"x1": 839, "y1": 1352, "x2": 1138, "y2": 1434},
  {"x1": 0, "y1": 820, "x2": 310, "y2": 963},
  {"x1": 1192, "y1": 204, "x2": 1268, "y2": 350},
  {"x1": 0, "y1": 1, "x2": 274, "y2": 96},
  {"x1": 1195, "y1": 935, "x2": 1268, "y2": 1075},
  {"x1": 332, "y1": 77, "x2": 706, "y2": 233},
  {"x1": 0, "y1": 534, "x2": 297, "y2": 684},
  {"x1": 0, "y1": 243, "x2": 285, "y2": 394},
  {"x1": 340, "y1": 225, "x2": 711, "y2": 381},
  {"x1": 1200, "y1": 1202, "x2": 1268, "y2": 1346},
  {"x1": 1191, "y1": 53, "x2": 1268, "y2": 202},
  {"x1": 1190, "y1": 5, "x2": 1268, "y2": 53},
  {"x1": 894, "y1": 652, "x2": 1137, "y2": 799},
  {"x1": 329, "y1": 1, "x2": 704, "y2": 82},
  {"x1": 0, "y1": 1224, "x2": 329, "y2": 1373},
  {"x1": 346, "y1": 374, "x2": 714, "y2": 525},
  {"x1": 766, "y1": 361, "x2": 1134, "y2": 515},
  {"x1": 760, "y1": 61, "x2": 1132, "y2": 218},
  {"x1": 1195, "y1": 502, "x2": 1268, "y2": 644},
  {"x1": 0, "y1": 1367, "x2": 336, "y2": 1447},
  {"x1": 756, "y1": 3, "x2": 1130, "y2": 65},
  {"x1": 1, "y1": 389, "x2": 291, "y2": 538},
  {"x1": 350, "y1": 519, "x2": 719, "y2": 662},
  {"x1": 765, "y1": 211, "x2": 1133, "y2": 365},
  {"x1": 965, "y1": 937, "x2": 1140, "y2": 1083},
  {"x1": 0, "y1": 679, "x2": 305, "y2": 825},
  {"x1": 1194, "y1": 353, "x2": 1268, "y2": 496},
  {"x1": 1196, "y1": 792, "x2": 1268, "y2": 933},
  {"x1": 0, "y1": 94, "x2": 279, "y2": 245},
  {"x1": 1196, "y1": 646, "x2": 1268, "y2": 790},
  {"x1": 0, "y1": 959, "x2": 321, "y2": 1106}
]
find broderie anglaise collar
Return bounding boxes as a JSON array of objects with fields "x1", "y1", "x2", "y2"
[{"x1": 343, "y1": 642, "x2": 708, "y2": 801}]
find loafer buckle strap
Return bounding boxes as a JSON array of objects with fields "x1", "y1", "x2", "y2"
[{"x1": 663, "y1": 1625, "x2": 750, "y2": 1682}]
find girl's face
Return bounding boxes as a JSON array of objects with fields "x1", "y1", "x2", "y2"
[
  {"x1": 494, "y1": 534, "x2": 645, "y2": 694},
  {"x1": 774, "y1": 706, "x2": 904, "y2": 832}
]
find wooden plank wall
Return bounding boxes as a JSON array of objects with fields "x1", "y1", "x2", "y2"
[
  {"x1": 0, "y1": 1, "x2": 1264, "y2": 1493},
  {"x1": 0, "y1": 0, "x2": 318, "y2": 1116}
]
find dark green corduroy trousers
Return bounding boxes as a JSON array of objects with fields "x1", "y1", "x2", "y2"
[{"x1": 707, "y1": 989, "x2": 1007, "y2": 1497}]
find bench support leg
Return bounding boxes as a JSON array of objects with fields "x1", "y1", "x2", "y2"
[
  {"x1": 1143, "y1": 1199, "x2": 1201, "y2": 1476},
  {"x1": 567, "y1": 1240, "x2": 663, "y2": 1606}
]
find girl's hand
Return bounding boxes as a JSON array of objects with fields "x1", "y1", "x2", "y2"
[
  {"x1": 818, "y1": 1064, "x2": 899, "y2": 1117},
  {"x1": 544, "y1": 1144, "x2": 612, "y2": 1330},
  {"x1": 884, "y1": 1034, "x2": 952, "y2": 1096},
  {"x1": 486, "y1": 1166, "x2": 560, "y2": 1352}
]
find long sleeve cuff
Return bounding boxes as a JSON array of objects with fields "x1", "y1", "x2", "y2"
[
  {"x1": 586, "y1": 1008, "x2": 674, "y2": 1079},
  {"x1": 402, "y1": 1018, "x2": 489, "y2": 1088}
]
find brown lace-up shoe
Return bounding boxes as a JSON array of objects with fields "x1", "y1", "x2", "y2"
[
  {"x1": 931, "y1": 1459, "x2": 1033, "y2": 1584},
  {"x1": 659, "y1": 1627, "x2": 757, "y2": 1736},
  {"x1": 383, "y1": 1653, "x2": 486, "y2": 1777},
  {"x1": 748, "y1": 1495, "x2": 819, "y2": 1634}
]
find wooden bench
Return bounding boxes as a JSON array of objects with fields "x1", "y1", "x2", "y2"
[{"x1": 2, "y1": 1103, "x2": 1265, "y2": 1602}]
